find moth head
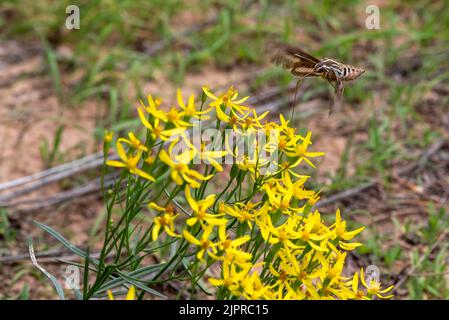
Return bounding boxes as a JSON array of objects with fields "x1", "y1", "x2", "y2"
[{"x1": 313, "y1": 61, "x2": 325, "y2": 73}]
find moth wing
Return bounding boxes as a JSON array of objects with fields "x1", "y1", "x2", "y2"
[
  {"x1": 291, "y1": 67, "x2": 321, "y2": 77},
  {"x1": 266, "y1": 42, "x2": 320, "y2": 70}
]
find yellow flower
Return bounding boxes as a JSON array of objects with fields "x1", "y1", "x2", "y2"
[
  {"x1": 183, "y1": 225, "x2": 218, "y2": 261},
  {"x1": 165, "y1": 106, "x2": 193, "y2": 127},
  {"x1": 139, "y1": 94, "x2": 165, "y2": 120},
  {"x1": 159, "y1": 149, "x2": 213, "y2": 188},
  {"x1": 177, "y1": 89, "x2": 211, "y2": 119},
  {"x1": 105, "y1": 86, "x2": 373, "y2": 301},
  {"x1": 144, "y1": 151, "x2": 156, "y2": 165},
  {"x1": 331, "y1": 209, "x2": 365, "y2": 250},
  {"x1": 203, "y1": 86, "x2": 249, "y2": 122},
  {"x1": 104, "y1": 130, "x2": 114, "y2": 143},
  {"x1": 297, "y1": 211, "x2": 329, "y2": 252},
  {"x1": 149, "y1": 203, "x2": 180, "y2": 241},
  {"x1": 208, "y1": 261, "x2": 251, "y2": 296},
  {"x1": 241, "y1": 271, "x2": 273, "y2": 300},
  {"x1": 268, "y1": 266, "x2": 292, "y2": 299},
  {"x1": 118, "y1": 132, "x2": 148, "y2": 152},
  {"x1": 142, "y1": 90, "x2": 205, "y2": 127},
  {"x1": 275, "y1": 157, "x2": 312, "y2": 180},
  {"x1": 106, "y1": 142, "x2": 155, "y2": 182},
  {"x1": 278, "y1": 172, "x2": 315, "y2": 202},
  {"x1": 264, "y1": 181, "x2": 295, "y2": 211},
  {"x1": 185, "y1": 186, "x2": 227, "y2": 227},
  {"x1": 264, "y1": 122, "x2": 299, "y2": 155},
  {"x1": 278, "y1": 248, "x2": 312, "y2": 280},
  {"x1": 223, "y1": 202, "x2": 265, "y2": 230},
  {"x1": 235, "y1": 154, "x2": 266, "y2": 173},
  {"x1": 159, "y1": 145, "x2": 213, "y2": 188},
  {"x1": 284, "y1": 131, "x2": 325, "y2": 168},
  {"x1": 217, "y1": 225, "x2": 250, "y2": 251},
  {"x1": 138, "y1": 108, "x2": 186, "y2": 141},
  {"x1": 348, "y1": 272, "x2": 370, "y2": 300},
  {"x1": 229, "y1": 144, "x2": 270, "y2": 177},
  {"x1": 197, "y1": 143, "x2": 227, "y2": 172},
  {"x1": 107, "y1": 285, "x2": 135, "y2": 300},
  {"x1": 231, "y1": 109, "x2": 269, "y2": 132},
  {"x1": 278, "y1": 115, "x2": 308, "y2": 146},
  {"x1": 218, "y1": 247, "x2": 253, "y2": 267},
  {"x1": 313, "y1": 250, "x2": 346, "y2": 287},
  {"x1": 208, "y1": 225, "x2": 253, "y2": 266},
  {"x1": 260, "y1": 215, "x2": 304, "y2": 250},
  {"x1": 269, "y1": 248, "x2": 321, "y2": 299}
]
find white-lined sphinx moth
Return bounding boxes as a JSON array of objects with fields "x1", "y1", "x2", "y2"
[{"x1": 267, "y1": 42, "x2": 365, "y2": 114}]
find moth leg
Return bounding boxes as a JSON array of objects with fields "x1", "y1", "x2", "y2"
[
  {"x1": 327, "y1": 81, "x2": 336, "y2": 115},
  {"x1": 335, "y1": 79, "x2": 344, "y2": 101},
  {"x1": 334, "y1": 79, "x2": 344, "y2": 114},
  {"x1": 328, "y1": 79, "x2": 344, "y2": 116}
]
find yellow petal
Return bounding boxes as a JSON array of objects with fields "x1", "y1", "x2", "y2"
[
  {"x1": 185, "y1": 186, "x2": 199, "y2": 212},
  {"x1": 149, "y1": 202, "x2": 165, "y2": 212},
  {"x1": 106, "y1": 160, "x2": 126, "y2": 168},
  {"x1": 207, "y1": 218, "x2": 228, "y2": 225},
  {"x1": 183, "y1": 229, "x2": 200, "y2": 245},
  {"x1": 137, "y1": 108, "x2": 155, "y2": 131},
  {"x1": 152, "y1": 224, "x2": 161, "y2": 241},
  {"x1": 177, "y1": 88, "x2": 185, "y2": 109},
  {"x1": 116, "y1": 142, "x2": 127, "y2": 161},
  {"x1": 234, "y1": 96, "x2": 249, "y2": 104},
  {"x1": 352, "y1": 272, "x2": 359, "y2": 293},
  {"x1": 216, "y1": 106, "x2": 230, "y2": 122},
  {"x1": 308, "y1": 240, "x2": 327, "y2": 252},
  {"x1": 202, "y1": 194, "x2": 216, "y2": 209},
  {"x1": 187, "y1": 94, "x2": 195, "y2": 110},
  {"x1": 203, "y1": 87, "x2": 218, "y2": 100},
  {"x1": 159, "y1": 149, "x2": 174, "y2": 166},
  {"x1": 360, "y1": 268, "x2": 368, "y2": 287},
  {"x1": 208, "y1": 278, "x2": 224, "y2": 286},
  {"x1": 135, "y1": 169, "x2": 156, "y2": 182},
  {"x1": 232, "y1": 236, "x2": 250, "y2": 247},
  {"x1": 186, "y1": 217, "x2": 197, "y2": 227},
  {"x1": 126, "y1": 286, "x2": 135, "y2": 300}
]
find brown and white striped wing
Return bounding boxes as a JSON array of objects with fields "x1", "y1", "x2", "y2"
[
  {"x1": 266, "y1": 42, "x2": 320, "y2": 71},
  {"x1": 291, "y1": 67, "x2": 321, "y2": 77}
]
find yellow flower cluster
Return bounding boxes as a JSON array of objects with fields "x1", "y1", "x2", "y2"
[{"x1": 106, "y1": 86, "x2": 393, "y2": 300}]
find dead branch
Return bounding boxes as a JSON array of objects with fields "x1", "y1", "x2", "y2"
[
  {"x1": 0, "y1": 152, "x2": 104, "y2": 192},
  {"x1": 0, "y1": 154, "x2": 117, "y2": 203}
]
